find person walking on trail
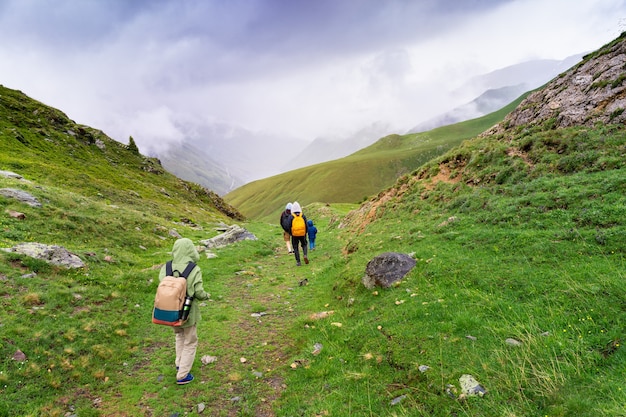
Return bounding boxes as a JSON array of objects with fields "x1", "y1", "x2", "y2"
[
  {"x1": 280, "y1": 202, "x2": 294, "y2": 254},
  {"x1": 289, "y1": 201, "x2": 309, "y2": 266},
  {"x1": 158, "y1": 238, "x2": 210, "y2": 385},
  {"x1": 307, "y1": 219, "x2": 318, "y2": 251}
]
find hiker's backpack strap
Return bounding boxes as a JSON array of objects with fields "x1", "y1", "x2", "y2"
[
  {"x1": 165, "y1": 261, "x2": 173, "y2": 276},
  {"x1": 180, "y1": 261, "x2": 197, "y2": 278}
]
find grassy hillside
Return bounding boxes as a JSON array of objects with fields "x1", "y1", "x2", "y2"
[
  {"x1": 324, "y1": 121, "x2": 626, "y2": 416},
  {"x1": 1, "y1": 32, "x2": 625, "y2": 416},
  {"x1": 0, "y1": 85, "x2": 243, "y2": 223},
  {"x1": 224, "y1": 94, "x2": 527, "y2": 222}
]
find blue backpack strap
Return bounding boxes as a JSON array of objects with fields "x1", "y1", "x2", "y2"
[{"x1": 165, "y1": 261, "x2": 173, "y2": 276}]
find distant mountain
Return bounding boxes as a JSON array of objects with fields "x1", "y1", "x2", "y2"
[
  {"x1": 159, "y1": 141, "x2": 244, "y2": 196},
  {"x1": 155, "y1": 122, "x2": 308, "y2": 195},
  {"x1": 281, "y1": 122, "x2": 392, "y2": 172},
  {"x1": 465, "y1": 54, "x2": 584, "y2": 92},
  {"x1": 225, "y1": 99, "x2": 523, "y2": 221},
  {"x1": 284, "y1": 55, "x2": 586, "y2": 174},
  {"x1": 408, "y1": 84, "x2": 528, "y2": 133},
  {"x1": 409, "y1": 54, "x2": 584, "y2": 133}
]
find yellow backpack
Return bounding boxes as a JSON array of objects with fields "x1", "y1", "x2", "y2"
[{"x1": 291, "y1": 214, "x2": 306, "y2": 237}]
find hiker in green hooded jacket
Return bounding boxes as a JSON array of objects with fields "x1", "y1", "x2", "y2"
[{"x1": 158, "y1": 238, "x2": 210, "y2": 385}]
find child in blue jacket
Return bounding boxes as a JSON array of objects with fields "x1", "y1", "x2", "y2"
[{"x1": 307, "y1": 219, "x2": 318, "y2": 250}]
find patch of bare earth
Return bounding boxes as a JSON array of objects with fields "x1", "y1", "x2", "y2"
[
  {"x1": 422, "y1": 163, "x2": 463, "y2": 190},
  {"x1": 506, "y1": 147, "x2": 534, "y2": 168},
  {"x1": 340, "y1": 162, "x2": 465, "y2": 236}
]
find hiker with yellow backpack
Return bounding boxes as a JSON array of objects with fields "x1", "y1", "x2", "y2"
[{"x1": 289, "y1": 202, "x2": 309, "y2": 266}]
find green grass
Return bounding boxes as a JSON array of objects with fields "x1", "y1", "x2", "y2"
[
  {"x1": 276, "y1": 172, "x2": 625, "y2": 416},
  {"x1": 1, "y1": 77, "x2": 626, "y2": 415},
  {"x1": 4, "y1": 161, "x2": 623, "y2": 415}
]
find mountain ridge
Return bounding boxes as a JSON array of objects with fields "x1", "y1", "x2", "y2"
[
  {"x1": 224, "y1": 97, "x2": 526, "y2": 221},
  {"x1": 342, "y1": 33, "x2": 626, "y2": 232}
]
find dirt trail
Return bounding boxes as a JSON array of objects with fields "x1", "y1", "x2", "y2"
[{"x1": 190, "y1": 248, "x2": 311, "y2": 416}]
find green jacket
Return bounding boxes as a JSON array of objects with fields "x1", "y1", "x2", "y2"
[{"x1": 158, "y1": 238, "x2": 209, "y2": 328}]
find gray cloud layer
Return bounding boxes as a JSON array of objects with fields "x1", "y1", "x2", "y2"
[{"x1": 0, "y1": 0, "x2": 624, "y2": 155}]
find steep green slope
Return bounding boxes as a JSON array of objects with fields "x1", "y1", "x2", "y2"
[
  {"x1": 1, "y1": 85, "x2": 250, "y2": 416},
  {"x1": 319, "y1": 121, "x2": 626, "y2": 416},
  {"x1": 225, "y1": 94, "x2": 527, "y2": 222},
  {"x1": 0, "y1": 85, "x2": 243, "y2": 223}
]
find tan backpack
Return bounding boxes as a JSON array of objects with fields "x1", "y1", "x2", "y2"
[{"x1": 152, "y1": 261, "x2": 196, "y2": 326}]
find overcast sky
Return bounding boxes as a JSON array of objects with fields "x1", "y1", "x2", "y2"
[{"x1": 1, "y1": 0, "x2": 624, "y2": 155}]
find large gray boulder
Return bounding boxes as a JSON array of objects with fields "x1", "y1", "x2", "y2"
[
  {"x1": 0, "y1": 170, "x2": 24, "y2": 180},
  {"x1": 0, "y1": 188, "x2": 42, "y2": 207},
  {"x1": 199, "y1": 225, "x2": 256, "y2": 249},
  {"x1": 3, "y1": 243, "x2": 85, "y2": 268},
  {"x1": 362, "y1": 252, "x2": 416, "y2": 289}
]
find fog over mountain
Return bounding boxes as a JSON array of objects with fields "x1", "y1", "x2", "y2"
[
  {"x1": 157, "y1": 122, "x2": 309, "y2": 195},
  {"x1": 409, "y1": 53, "x2": 584, "y2": 133},
  {"x1": 158, "y1": 54, "x2": 587, "y2": 194}
]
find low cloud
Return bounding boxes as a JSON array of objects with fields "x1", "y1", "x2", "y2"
[{"x1": 0, "y1": 0, "x2": 623, "y2": 156}]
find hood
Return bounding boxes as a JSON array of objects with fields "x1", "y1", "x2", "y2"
[
  {"x1": 307, "y1": 220, "x2": 314, "y2": 226},
  {"x1": 291, "y1": 201, "x2": 302, "y2": 213},
  {"x1": 171, "y1": 238, "x2": 200, "y2": 263}
]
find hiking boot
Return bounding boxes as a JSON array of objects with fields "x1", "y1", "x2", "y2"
[
  {"x1": 304, "y1": 256, "x2": 309, "y2": 264},
  {"x1": 296, "y1": 261, "x2": 301, "y2": 266},
  {"x1": 177, "y1": 373, "x2": 194, "y2": 385}
]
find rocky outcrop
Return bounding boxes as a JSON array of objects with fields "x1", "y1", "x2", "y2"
[
  {"x1": 200, "y1": 225, "x2": 257, "y2": 249},
  {"x1": 0, "y1": 188, "x2": 42, "y2": 207},
  {"x1": 0, "y1": 170, "x2": 25, "y2": 180},
  {"x1": 2, "y1": 243, "x2": 85, "y2": 268},
  {"x1": 486, "y1": 32, "x2": 626, "y2": 135}
]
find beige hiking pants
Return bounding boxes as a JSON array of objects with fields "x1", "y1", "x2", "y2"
[
  {"x1": 283, "y1": 231, "x2": 293, "y2": 252},
  {"x1": 174, "y1": 325, "x2": 198, "y2": 380}
]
